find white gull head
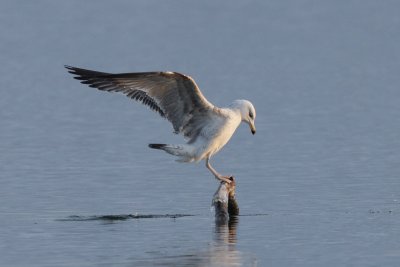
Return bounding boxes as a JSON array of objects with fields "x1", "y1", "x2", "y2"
[{"x1": 230, "y1": 100, "x2": 256, "y2": 135}]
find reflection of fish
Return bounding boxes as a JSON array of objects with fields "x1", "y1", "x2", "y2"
[
  {"x1": 66, "y1": 66, "x2": 256, "y2": 183},
  {"x1": 146, "y1": 216, "x2": 244, "y2": 267}
]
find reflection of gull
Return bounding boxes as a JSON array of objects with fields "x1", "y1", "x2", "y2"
[
  {"x1": 66, "y1": 66, "x2": 256, "y2": 183},
  {"x1": 209, "y1": 218, "x2": 241, "y2": 267}
]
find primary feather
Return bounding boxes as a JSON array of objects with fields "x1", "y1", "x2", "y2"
[{"x1": 65, "y1": 65, "x2": 218, "y2": 142}]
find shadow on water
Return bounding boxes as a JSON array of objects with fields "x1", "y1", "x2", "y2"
[
  {"x1": 57, "y1": 213, "x2": 266, "y2": 222},
  {"x1": 57, "y1": 214, "x2": 194, "y2": 222},
  {"x1": 56, "y1": 180, "x2": 263, "y2": 265},
  {"x1": 139, "y1": 179, "x2": 260, "y2": 266},
  {"x1": 56, "y1": 213, "x2": 263, "y2": 266}
]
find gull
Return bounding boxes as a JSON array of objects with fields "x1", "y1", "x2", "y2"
[{"x1": 65, "y1": 66, "x2": 256, "y2": 183}]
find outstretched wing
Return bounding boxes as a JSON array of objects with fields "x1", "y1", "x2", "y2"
[{"x1": 65, "y1": 65, "x2": 219, "y2": 141}]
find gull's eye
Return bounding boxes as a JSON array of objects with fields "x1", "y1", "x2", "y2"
[{"x1": 249, "y1": 112, "x2": 253, "y2": 119}]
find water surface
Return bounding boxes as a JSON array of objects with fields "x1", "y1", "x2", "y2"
[{"x1": 1, "y1": 1, "x2": 400, "y2": 266}]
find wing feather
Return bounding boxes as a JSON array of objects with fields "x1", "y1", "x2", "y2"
[{"x1": 65, "y1": 65, "x2": 219, "y2": 140}]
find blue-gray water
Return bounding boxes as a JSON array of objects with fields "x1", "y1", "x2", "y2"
[{"x1": 1, "y1": 1, "x2": 400, "y2": 266}]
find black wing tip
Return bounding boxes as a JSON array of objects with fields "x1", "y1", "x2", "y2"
[
  {"x1": 64, "y1": 65, "x2": 97, "y2": 80},
  {"x1": 64, "y1": 65, "x2": 110, "y2": 79},
  {"x1": 148, "y1": 144, "x2": 166, "y2": 149},
  {"x1": 64, "y1": 65, "x2": 76, "y2": 72},
  {"x1": 64, "y1": 65, "x2": 80, "y2": 76},
  {"x1": 64, "y1": 65, "x2": 83, "y2": 71}
]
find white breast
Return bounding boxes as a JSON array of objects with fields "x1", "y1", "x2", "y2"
[{"x1": 202, "y1": 109, "x2": 241, "y2": 158}]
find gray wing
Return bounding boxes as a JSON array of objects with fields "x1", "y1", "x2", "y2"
[{"x1": 65, "y1": 65, "x2": 219, "y2": 141}]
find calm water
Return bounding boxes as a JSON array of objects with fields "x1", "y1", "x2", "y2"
[{"x1": 1, "y1": 1, "x2": 400, "y2": 266}]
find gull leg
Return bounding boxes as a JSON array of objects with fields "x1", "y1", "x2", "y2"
[{"x1": 206, "y1": 157, "x2": 232, "y2": 183}]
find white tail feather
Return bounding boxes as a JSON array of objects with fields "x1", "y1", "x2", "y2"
[{"x1": 149, "y1": 143, "x2": 196, "y2": 162}]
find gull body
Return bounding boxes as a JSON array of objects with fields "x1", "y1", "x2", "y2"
[{"x1": 65, "y1": 66, "x2": 256, "y2": 183}]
